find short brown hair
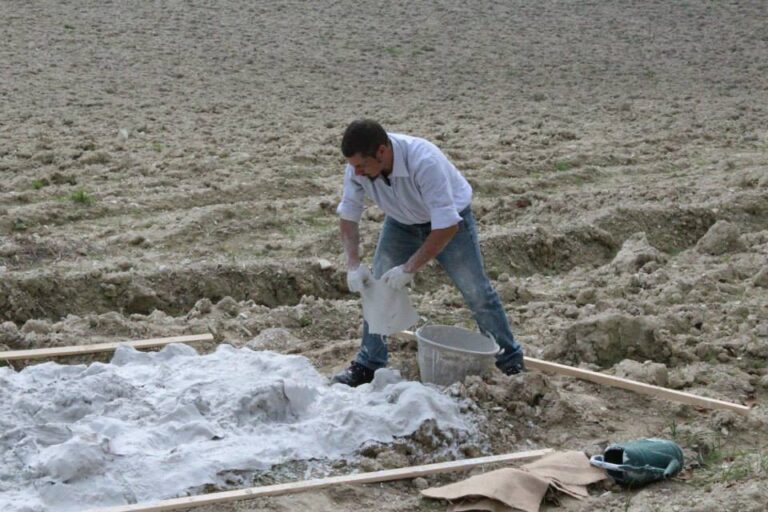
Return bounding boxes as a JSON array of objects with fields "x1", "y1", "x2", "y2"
[{"x1": 341, "y1": 119, "x2": 390, "y2": 158}]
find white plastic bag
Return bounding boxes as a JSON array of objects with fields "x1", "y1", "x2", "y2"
[{"x1": 361, "y1": 278, "x2": 419, "y2": 335}]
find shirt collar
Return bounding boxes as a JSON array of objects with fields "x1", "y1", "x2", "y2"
[{"x1": 390, "y1": 136, "x2": 409, "y2": 178}]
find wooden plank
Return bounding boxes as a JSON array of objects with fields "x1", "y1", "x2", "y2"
[
  {"x1": 0, "y1": 333, "x2": 214, "y2": 362},
  {"x1": 523, "y1": 356, "x2": 753, "y2": 415},
  {"x1": 90, "y1": 448, "x2": 553, "y2": 512},
  {"x1": 398, "y1": 331, "x2": 752, "y2": 415}
]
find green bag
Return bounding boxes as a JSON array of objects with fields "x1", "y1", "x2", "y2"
[{"x1": 589, "y1": 438, "x2": 684, "y2": 487}]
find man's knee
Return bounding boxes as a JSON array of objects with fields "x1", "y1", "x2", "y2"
[{"x1": 461, "y1": 281, "x2": 496, "y2": 309}]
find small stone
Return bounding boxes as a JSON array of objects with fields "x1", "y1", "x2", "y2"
[
  {"x1": 21, "y1": 319, "x2": 51, "y2": 335},
  {"x1": 376, "y1": 450, "x2": 409, "y2": 469},
  {"x1": 129, "y1": 235, "x2": 145, "y2": 246},
  {"x1": 246, "y1": 328, "x2": 302, "y2": 352},
  {"x1": 610, "y1": 232, "x2": 667, "y2": 273},
  {"x1": 614, "y1": 359, "x2": 669, "y2": 386},
  {"x1": 193, "y1": 298, "x2": 213, "y2": 314},
  {"x1": 564, "y1": 306, "x2": 580, "y2": 319},
  {"x1": 358, "y1": 443, "x2": 384, "y2": 458},
  {"x1": 745, "y1": 338, "x2": 768, "y2": 358},
  {"x1": 515, "y1": 198, "x2": 532, "y2": 208},
  {"x1": 32, "y1": 151, "x2": 55, "y2": 164},
  {"x1": 413, "y1": 477, "x2": 429, "y2": 490},
  {"x1": 753, "y1": 266, "x2": 768, "y2": 288},
  {"x1": 215, "y1": 296, "x2": 239, "y2": 316},
  {"x1": 0, "y1": 321, "x2": 22, "y2": 346},
  {"x1": 696, "y1": 220, "x2": 746, "y2": 255},
  {"x1": 358, "y1": 458, "x2": 381, "y2": 473},
  {"x1": 575, "y1": 288, "x2": 596, "y2": 306},
  {"x1": 690, "y1": 498, "x2": 720, "y2": 512},
  {"x1": 641, "y1": 260, "x2": 661, "y2": 274},
  {"x1": 459, "y1": 443, "x2": 482, "y2": 458},
  {"x1": 743, "y1": 481, "x2": 768, "y2": 502},
  {"x1": 101, "y1": 283, "x2": 118, "y2": 298}
]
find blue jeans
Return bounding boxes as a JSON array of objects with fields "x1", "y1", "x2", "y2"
[{"x1": 355, "y1": 207, "x2": 524, "y2": 372}]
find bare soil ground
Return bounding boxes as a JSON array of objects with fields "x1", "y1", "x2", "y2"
[{"x1": 2, "y1": 1, "x2": 767, "y2": 511}]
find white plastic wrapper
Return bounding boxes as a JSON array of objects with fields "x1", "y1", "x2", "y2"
[{"x1": 361, "y1": 278, "x2": 419, "y2": 335}]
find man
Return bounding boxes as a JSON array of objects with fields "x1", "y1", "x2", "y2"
[{"x1": 332, "y1": 119, "x2": 525, "y2": 387}]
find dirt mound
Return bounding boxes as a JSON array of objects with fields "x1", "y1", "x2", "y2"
[
  {"x1": 697, "y1": 220, "x2": 747, "y2": 255},
  {"x1": 0, "y1": 260, "x2": 345, "y2": 323},
  {"x1": 545, "y1": 313, "x2": 669, "y2": 367}
]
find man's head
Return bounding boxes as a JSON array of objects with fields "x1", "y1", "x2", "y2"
[{"x1": 341, "y1": 119, "x2": 392, "y2": 180}]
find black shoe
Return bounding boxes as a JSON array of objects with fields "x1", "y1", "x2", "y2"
[
  {"x1": 495, "y1": 352, "x2": 525, "y2": 376},
  {"x1": 330, "y1": 361, "x2": 376, "y2": 387}
]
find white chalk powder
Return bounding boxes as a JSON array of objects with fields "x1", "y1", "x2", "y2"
[{"x1": 0, "y1": 344, "x2": 470, "y2": 511}]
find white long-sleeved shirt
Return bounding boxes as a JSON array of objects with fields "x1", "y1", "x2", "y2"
[{"x1": 336, "y1": 133, "x2": 472, "y2": 229}]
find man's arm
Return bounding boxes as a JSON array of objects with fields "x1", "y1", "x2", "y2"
[
  {"x1": 403, "y1": 224, "x2": 459, "y2": 273},
  {"x1": 339, "y1": 218, "x2": 361, "y2": 270}
]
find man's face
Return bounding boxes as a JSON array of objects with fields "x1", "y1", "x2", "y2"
[{"x1": 347, "y1": 145, "x2": 387, "y2": 180}]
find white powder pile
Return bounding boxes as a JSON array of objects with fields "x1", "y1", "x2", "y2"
[{"x1": 0, "y1": 344, "x2": 470, "y2": 511}]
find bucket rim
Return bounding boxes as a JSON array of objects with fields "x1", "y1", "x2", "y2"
[{"x1": 415, "y1": 325, "x2": 500, "y2": 356}]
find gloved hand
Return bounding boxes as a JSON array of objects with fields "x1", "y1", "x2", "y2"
[
  {"x1": 346, "y1": 265, "x2": 372, "y2": 293},
  {"x1": 381, "y1": 265, "x2": 414, "y2": 290}
]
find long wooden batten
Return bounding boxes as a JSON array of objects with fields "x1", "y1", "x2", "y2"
[
  {"x1": 398, "y1": 331, "x2": 752, "y2": 415},
  {"x1": 0, "y1": 333, "x2": 214, "y2": 361},
  {"x1": 89, "y1": 448, "x2": 553, "y2": 512}
]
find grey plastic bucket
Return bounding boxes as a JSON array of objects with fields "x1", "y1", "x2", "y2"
[{"x1": 416, "y1": 325, "x2": 500, "y2": 386}]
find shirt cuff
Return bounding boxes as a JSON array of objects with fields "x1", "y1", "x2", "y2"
[
  {"x1": 337, "y1": 202, "x2": 364, "y2": 223},
  {"x1": 430, "y1": 206, "x2": 462, "y2": 229}
]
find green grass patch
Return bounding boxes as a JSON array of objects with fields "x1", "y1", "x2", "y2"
[
  {"x1": 720, "y1": 456, "x2": 753, "y2": 482},
  {"x1": 554, "y1": 161, "x2": 572, "y2": 172},
  {"x1": 411, "y1": 45, "x2": 436, "y2": 57},
  {"x1": 12, "y1": 218, "x2": 29, "y2": 232},
  {"x1": 567, "y1": 174, "x2": 590, "y2": 185},
  {"x1": 68, "y1": 189, "x2": 95, "y2": 205},
  {"x1": 682, "y1": 431, "x2": 768, "y2": 486},
  {"x1": 32, "y1": 178, "x2": 49, "y2": 190},
  {"x1": 668, "y1": 419, "x2": 679, "y2": 441}
]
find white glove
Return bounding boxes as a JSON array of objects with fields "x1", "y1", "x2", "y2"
[
  {"x1": 381, "y1": 265, "x2": 414, "y2": 290},
  {"x1": 346, "y1": 265, "x2": 372, "y2": 293}
]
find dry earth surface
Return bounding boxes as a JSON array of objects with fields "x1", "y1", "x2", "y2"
[{"x1": 2, "y1": 1, "x2": 768, "y2": 511}]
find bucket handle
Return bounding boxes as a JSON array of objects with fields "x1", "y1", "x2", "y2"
[
  {"x1": 415, "y1": 315, "x2": 430, "y2": 330},
  {"x1": 590, "y1": 455, "x2": 632, "y2": 473}
]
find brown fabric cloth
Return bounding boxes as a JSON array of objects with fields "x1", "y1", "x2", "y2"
[
  {"x1": 421, "y1": 450, "x2": 607, "y2": 512},
  {"x1": 450, "y1": 497, "x2": 520, "y2": 512},
  {"x1": 423, "y1": 468, "x2": 548, "y2": 512},
  {"x1": 521, "y1": 450, "x2": 605, "y2": 486}
]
